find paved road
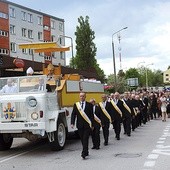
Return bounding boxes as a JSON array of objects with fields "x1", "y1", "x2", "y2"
[{"x1": 0, "y1": 118, "x2": 170, "y2": 170}]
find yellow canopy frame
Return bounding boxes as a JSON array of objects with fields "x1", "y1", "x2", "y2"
[{"x1": 18, "y1": 42, "x2": 70, "y2": 53}]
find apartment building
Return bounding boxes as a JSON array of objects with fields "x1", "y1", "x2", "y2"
[
  {"x1": 163, "y1": 69, "x2": 170, "y2": 84},
  {"x1": 0, "y1": 0, "x2": 66, "y2": 75}
]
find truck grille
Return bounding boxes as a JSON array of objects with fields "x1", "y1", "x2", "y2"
[{"x1": 0, "y1": 102, "x2": 27, "y2": 122}]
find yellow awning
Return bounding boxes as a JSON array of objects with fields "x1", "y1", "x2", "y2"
[
  {"x1": 34, "y1": 47, "x2": 70, "y2": 53},
  {"x1": 18, "y1": 42, "x2": 58, "y2": 49}
]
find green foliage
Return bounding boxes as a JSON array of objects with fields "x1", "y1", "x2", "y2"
[
  {"x1": 73, "y1": 16, "x2": 105, "y2": 82},
  {"x1": 125, "y1": 68, "x2": 140, "y2": 79},
  {"x1": 105, "y1": 67, "x2": 163, "y2": 93},
  {"x1": 74, "y1": 16, "x2": 97, "y2": 69}
]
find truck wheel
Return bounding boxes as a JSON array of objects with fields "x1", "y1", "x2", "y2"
[
  {"x1": 50, "y1": 119, "x2": 66, "y2": 151},
  {"x1": 0, "y1": 134, "x2": 13, "y2": 151}
]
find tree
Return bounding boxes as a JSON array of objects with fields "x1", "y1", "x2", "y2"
[{"x1": 73, "y1": 16, "x2": 105, "y2": 82}]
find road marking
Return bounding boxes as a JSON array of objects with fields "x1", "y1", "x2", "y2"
[
  {"x1": 0, "y1": 147, "x2": 40, "y2": 164},
  {"x1": 147, "y1": 154, "x2": 159, "y2": 159},
  {"x1": 152, "y1": 149, "x2": 170, "y2": 156},
  {"x1": 157, "y1": 141, "x2": 164, "y2": 144},
  {"x1": 159, "y1": 137, "x2": 166, "y2": 140},
  {"x1": 143, "y1": 123, "x2": 170, "y2": 169},
  {"x1": 144, "y1": 161, "x2": 155, "y2": 167}
]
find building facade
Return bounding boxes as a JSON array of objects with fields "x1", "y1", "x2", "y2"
[
  {"x1": 163, "y1": 69, "x2": 170, "y2": 84},
  {"x1": 0, "y1": 0, "x2": 66, "y2": 72}
]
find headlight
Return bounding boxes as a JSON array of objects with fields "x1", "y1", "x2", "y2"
[
  {"x1": 31, "y1": 112, "x2": 38, "y2": 120},
  {"x1": 26, "y1": 96, "x2": 37, "y2": 109}
]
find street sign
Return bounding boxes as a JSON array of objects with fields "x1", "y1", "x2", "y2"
[{"x1": 127, "y1": 78, "x2": 138, "y2": 87}]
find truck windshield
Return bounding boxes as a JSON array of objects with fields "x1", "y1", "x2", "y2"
[{"x1": 0, "y1": 76, "x2": 47, "y2": 94}]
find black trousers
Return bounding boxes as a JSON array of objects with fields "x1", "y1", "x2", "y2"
[
  {"x1": 91, "y1": 126, "x2": 100, "y2": 148},
  {"x1": 132, "y1": 116, "x2": 136, "y2": 130},
  {"x1": 78, "y1": 127, "x2": 91, "y2": 156},
  {"x1": 123, "y1": 116, "x2": 131, "y2": 135},
  {"x1": 102, "y1": 122, "x2": 110, "y2": 143},
  {"x1": 113, "y1": 119, "x2": 121, "y2": 138}
]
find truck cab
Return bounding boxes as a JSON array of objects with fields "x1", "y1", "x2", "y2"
[{"x1": 0, "y1": 75, "x2": 67, "y2": 151}]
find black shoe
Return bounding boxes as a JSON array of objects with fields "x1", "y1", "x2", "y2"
[
  {"x1": 91, "y1": 146, "x2": 96, "y2": 149},
  {"x1": 124, "y1": 132, "x2": 127, "y2": 134},
  {"x1": 96, "y1": 147, "x2": 100, "y2": 150},
  {"x1": 117, "y1": 137, "x2": 120, "y2": 140},
  {"x1": 81, "y1": 154, "x2": 86, "y2": 159},
  {"x1": 104, "y1": 142, "x2": 108, "y2": 146},
  {"x1": 127, "y1": 134, "x2": 131, "y2": 136}
]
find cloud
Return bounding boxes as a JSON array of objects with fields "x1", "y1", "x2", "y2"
[{"x1": 12, "y1": 0, "x2": 170, "y2": 75}]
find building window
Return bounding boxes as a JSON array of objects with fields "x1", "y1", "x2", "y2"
[
  {"x1": 28, "y1": 13, "x2": 33, "y2": 22},
  {"x1": 0, "y1": 30, "x2": 8, "y2": 37},
  {"x1": 0, "y1": 12, "x2": 8, "y2": 19},
  {"x1": 38, "y1": 16, "x2": 42, "y2": 25},
  {"x1": 51, "y1": 35, "x2": 55, "y2": 42},
  {"x1": 39, "y1": 52, "x2": 43, "y2": 56},
  {"x1": 60, "y1": 52, "x2": 65, "y2": 59},
  {"x1": 22, "y1": 28, "x2": 27, "y2": 37},
  {"x1": 51, "y1": 20, "x2": 55, "y2": 29},
  {"x1": 38, "y1": 32, "x2": 43, "y2": 40},
  {"x1": 59, "y1": 23, "x2": 63, "y2": 31},
  {"x1": 44, "y1": 25, "x2": 50, "y2": 30},
  {"x1": 28, "y1": 49, "x2": 33, "y2": 55},
  {"x1": 28, "y1": 29, "x2": 33, "y2": 39},
  {"x1": 10, "y1": 42, "x2": 16, "y2": 52},
  {"x1": 166, "y1": 78, "x2": 169, "y2": 81},
  {"x1": 22, "y1": 48, "x2": 27, "y2": 54},
  {"x1": 0, "y1": 48, "x2": 9, "y2": 55},
  {"x1": 44, "y1": 56, "x2": 51, "y2": 60},
  {"x1": 165, "y1": 74, "x2": 169, "y2": 76},
  {"x1": 21, "y1": 11, "x2": 27, "y2": 21},
  {"x1": 10, "y1": 25, "x2": 15, "y2": 34},
  {"x1": 51, "y1": 52, "x2": 55, "y2": 58},
  {"x1": 59, "y1": 37, "x2": 62, "y2": 44},
  {"x1": 9, "y1": 7, "x2": 15, "y2": 18}
]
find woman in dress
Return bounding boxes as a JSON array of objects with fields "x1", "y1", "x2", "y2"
[{"x1": 160, "y1": 93, "x2": 167, "y2": 122}]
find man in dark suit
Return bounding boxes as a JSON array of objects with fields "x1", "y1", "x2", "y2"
[
  {"x1": 90, "y1": 98, "x2": 101, "y2": 150},
  {"x1": 122, "y1": 92, "x2": 133, "y2": 136},
  {"x1": 98, "y1": 94, "x2": 112, "y2": 146},
  {"x1": 110, "y1": 92, "x2": 123, "y2": 140},
  {"x1": 71, "y1": 92, "x2": 94, "y2": 159}
]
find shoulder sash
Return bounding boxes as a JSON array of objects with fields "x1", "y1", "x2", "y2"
[
  {"x1": 99, "y1": 102, "x2": 112, "y2": 123},
  {"x1": 76, "y1": 102, "x2": 92, "y2": 128},
  {"x1": 110, "y1": 100, "x2": 122, "y2": 117},
  {"x1": 122, "y1": 99, "x2": 131, "y2": 114},
  {"x1": 94, "y1": 110, "x2": 101, "y2": 126}
]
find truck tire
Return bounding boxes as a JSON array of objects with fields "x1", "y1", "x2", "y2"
[
  {"x1": 50, "y1": 119, "x2": 66, "y2": 151},
  {"x1": 0, "y1": 134, "x2": 13, "y2": 151}
]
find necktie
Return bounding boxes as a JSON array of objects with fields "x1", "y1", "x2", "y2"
[
  {"x1": 81, "y1": 102, "x2": 84, "y2": 108},
  {"x1": 39, "y1": 85, "x2": 43, "y2": 91}
]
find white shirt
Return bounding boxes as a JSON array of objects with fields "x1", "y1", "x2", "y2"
[
  {"x1": 80, "y1": 101, "x2": 86, "y2": 110},
  {"x1": 0, "y1": 85, "x2": 17, "y2": 93}
]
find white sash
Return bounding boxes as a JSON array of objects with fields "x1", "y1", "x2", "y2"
[
  {"x1": 76, "y1": 102, "x2": 92, "y2": 128},
  {"x1": 99, "y1": 102, "x2": 112, "y2": 123},
  {"x1": 94, "y1": 112, "x2": 101, "y2": 126},
  {"x1": 110, "y1": 100, "x2": 122, "y2": 117}
]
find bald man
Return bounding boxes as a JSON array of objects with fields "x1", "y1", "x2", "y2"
[{"x1": 71, "y1": 92, "x2": 94, "y2": 159}]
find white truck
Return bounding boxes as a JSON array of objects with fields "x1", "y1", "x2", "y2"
[{"x1": 0, "y1": 74, "x2": 104, "y2": 151}]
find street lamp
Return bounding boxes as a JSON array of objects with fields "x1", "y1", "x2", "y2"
[
  {"x1": 112, "y1": 27, "x2": 128, "y2": 91},
  {"x1": 137, "y1": 61, "x2": 145, "y2": 68},
  {"x1": 145, "y1": 63, "x2": 154, "y2": 90},
  {"x1": 59, "y1": 35, "x2": 74, "y2": 68}
]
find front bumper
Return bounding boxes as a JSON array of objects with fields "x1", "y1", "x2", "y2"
[{"x1": 0, "y1": 122, "x2": 45, "y2": 133}]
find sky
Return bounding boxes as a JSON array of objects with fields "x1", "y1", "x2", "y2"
[{"x1": 11, "y1": 0, "x2": 170, "y2": 76}]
